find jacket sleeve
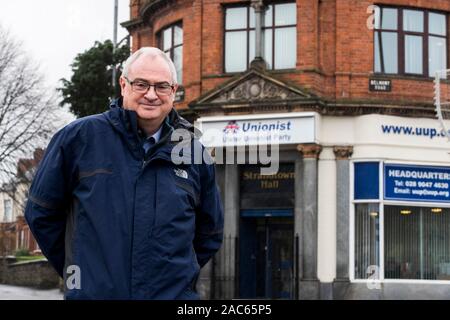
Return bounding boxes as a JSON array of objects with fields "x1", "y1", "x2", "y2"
[
  {"x1": 25, "y1": 128, "x2": 73, "y2": 277},
  {"x1": 193, "y1": 156, "x2": 224, "y2": 268}
]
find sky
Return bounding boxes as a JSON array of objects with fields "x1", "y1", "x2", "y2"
[{"x1": 0, "y1": 0, "x2": 130, "y2": 91}]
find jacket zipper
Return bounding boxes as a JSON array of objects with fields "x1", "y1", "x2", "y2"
[{"x1": 141, "y1": 153, "x2": 171, "y2": 170}]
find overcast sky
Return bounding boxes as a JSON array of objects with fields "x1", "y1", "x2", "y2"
[{"x1": 0, "y1": 0, "x2": 130, "y2": 90}]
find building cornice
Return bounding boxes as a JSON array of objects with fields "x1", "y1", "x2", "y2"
[
  {"x1": 189, "y1": 65, "x2": 437, "y2": 120},
  {"x1": 190, "y1": 102, "x2": 436, "y2": 119},
  {"x1": 121, "y1": 18, "x2": 145, "y2": 31}
]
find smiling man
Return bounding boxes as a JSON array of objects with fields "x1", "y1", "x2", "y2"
[
  {"x1": 120, "y1": 49, "x2": 177, "y2": 136},
  {"x1": 25, "y1": 47, "x2": 224, "y2": 300}
]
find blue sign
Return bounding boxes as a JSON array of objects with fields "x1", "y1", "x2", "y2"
[
  {"x1": 354, "y1": 162, "x2": 379, "y2": 200},
  {"x1": 384, "y1": 164, "x2": 450, "y2": 203}
]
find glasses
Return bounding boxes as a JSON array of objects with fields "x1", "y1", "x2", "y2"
[{"x1": 124, "y1": 77, "x2": 174, "y2": 96}]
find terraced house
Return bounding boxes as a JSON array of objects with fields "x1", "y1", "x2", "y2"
[
  {"x1": 0, "y1": 149, "x2": 42, "y2": 257},
  {"x1": 122, "y1": 0, "x2": 450, "y2": 299}
]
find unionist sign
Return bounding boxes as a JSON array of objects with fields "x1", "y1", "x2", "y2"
[{"x1": 196, "y1": 112, "x2": 316, "y2": 147}]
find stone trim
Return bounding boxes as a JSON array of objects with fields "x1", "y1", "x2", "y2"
[
  {"x1": 333, "y1": 146, "x2": 354, "y2": 160},
  {"x1": 297, "y1": 144, "x2": 323, "y2": 159},
  {"x1": 140, "y1": 0, "x2": 179, "y2": 25},
  {"x1": 120, "y1": 18, "x2": 144, "y2": 31}
]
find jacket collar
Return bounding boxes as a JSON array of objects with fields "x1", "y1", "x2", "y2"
[
  {"x1": 105, "y1": 98, "x2": 195, "y2": 133},
  {"x1": 104, "y1": 98, "x2": 197, "y2": 160}
]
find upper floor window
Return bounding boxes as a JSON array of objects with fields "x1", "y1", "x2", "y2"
[
  {"x1": 3, "y1": 199, "x2": 12, "y2": 222},
  {"x1": 374, "y1": 7, "x2": 448, "y2": 78},
  {"x1": 224, "y1": 2, "x2": 297, "y2": 73},
  {"x1": 159, "y1": 23, "x2": 183, "y2": 84}
]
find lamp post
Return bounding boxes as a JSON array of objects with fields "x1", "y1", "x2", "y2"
[{"x1": 112, "y1": 0, "x2": 119, "y2": 93}]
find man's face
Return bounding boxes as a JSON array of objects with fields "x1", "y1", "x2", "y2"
[{"x1": 120, "y1": 54, "x2": 177, "y2": 125}]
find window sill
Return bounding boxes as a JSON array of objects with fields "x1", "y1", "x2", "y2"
[
  {"x1": 371, "y1": 72, "x2": 450, "y2": 83},
  {"x1": 268, "y1": 68, "x2": 298, "y2": 74},
  {"x1": 203, "y1": 68, "x2": 301, "y2": 79},
  {"x1": 351, "y1": 279, "x2": 450, "y2": 285}
]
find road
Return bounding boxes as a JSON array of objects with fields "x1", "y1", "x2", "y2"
[{"x1": 0, "y1": 284, "x2": 63, "y2": 300}]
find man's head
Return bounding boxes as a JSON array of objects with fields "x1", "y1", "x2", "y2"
[{"x1": 120, "y1": 47, "x2": 178, "y2": 129}]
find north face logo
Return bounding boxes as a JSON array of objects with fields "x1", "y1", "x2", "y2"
[{"x1": 174, "y1": 168, "x2": 188, "y2": 179}]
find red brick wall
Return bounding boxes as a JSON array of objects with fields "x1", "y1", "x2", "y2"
[
  {"x1": 17, "y1": 216, "x2": 39, "y2": 254},
  {"x1": 127, "y1": 0, "x2": 450, "y2": 110},
  {"x1": 130, "y1": 0, "x2": 140, "y2": 20}
]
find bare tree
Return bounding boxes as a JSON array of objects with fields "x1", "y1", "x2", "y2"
[{"x1": 0, "y1": 25, "x2": 62, "y2": 208}]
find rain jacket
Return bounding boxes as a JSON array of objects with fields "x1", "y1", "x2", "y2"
[{"x1": 25, "y1": 98, "x2": 224, "y2": 300}]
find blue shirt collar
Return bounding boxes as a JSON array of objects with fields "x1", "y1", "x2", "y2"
[{"x1": 150, "y1": 125, "x2": 163, "y2": 144}]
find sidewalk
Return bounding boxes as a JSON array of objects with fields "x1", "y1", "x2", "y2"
[{"x1": 0, "y1": 284, "x2": 63, "y2": 300}]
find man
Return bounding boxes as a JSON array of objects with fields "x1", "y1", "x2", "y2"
[{"x1": 25, "y1": 47, "x2": 224, "y2": 300}]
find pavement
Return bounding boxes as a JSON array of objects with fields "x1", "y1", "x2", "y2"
[{"x1": 0, "y1": 284, "x2": 63, "y2": 300}]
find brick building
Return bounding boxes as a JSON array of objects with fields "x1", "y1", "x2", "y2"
[
  {"x1": 123, "y1": 0, "x2": 450, "y2": 299},
  {"x1": 0, "y1": 149, "x2": 43, "y2": 256}
]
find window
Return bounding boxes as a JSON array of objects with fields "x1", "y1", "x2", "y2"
[
  {"x1": 354, "y1": 203, "x2": 380, "y2": 279},
  {"x1": 3, "y1": 199, "x2": 12, "y2": 222},
  {"x1": 385, "y1": 206, "x2": 450, "y2": 280},
  {"x1": 356, "y1": 204, "x2": 450, "y2": 280},
  {"x1": 374, "y1": 7, "x2": 447, "y2": 77},
  {"x1": 159, "y1": 23, "x2": 183, "y2": 84},
  {"x1": 353, "y1": 162, "x2": 450, "y2": 281},
  {"x1": 20, "y1": 230, "x2": 25, "y2": 249},
  {"x1": 224, "y1": 2, "x2": 297, "y2": 72}
]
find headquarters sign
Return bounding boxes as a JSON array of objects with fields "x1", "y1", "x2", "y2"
[{"x1": 384, "y1": 164, "x2": 450, "y2": 203}]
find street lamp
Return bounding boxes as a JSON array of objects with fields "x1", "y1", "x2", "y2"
[{"x1": 112, "y1": 0, "x2": 119, "y2": 93}]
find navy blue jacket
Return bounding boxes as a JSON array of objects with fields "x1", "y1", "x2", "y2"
[{"x1": 25, "y1": 99, "x2": 224, "y2": 299}]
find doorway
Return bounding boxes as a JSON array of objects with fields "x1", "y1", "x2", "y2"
[{"x1": 240, "y1": 215, "x2": 294, "y2": 299}]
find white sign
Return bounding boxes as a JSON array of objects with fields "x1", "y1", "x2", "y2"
[{"x1": 196, "y1": 113, "x2": 316, "y2": 147}]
